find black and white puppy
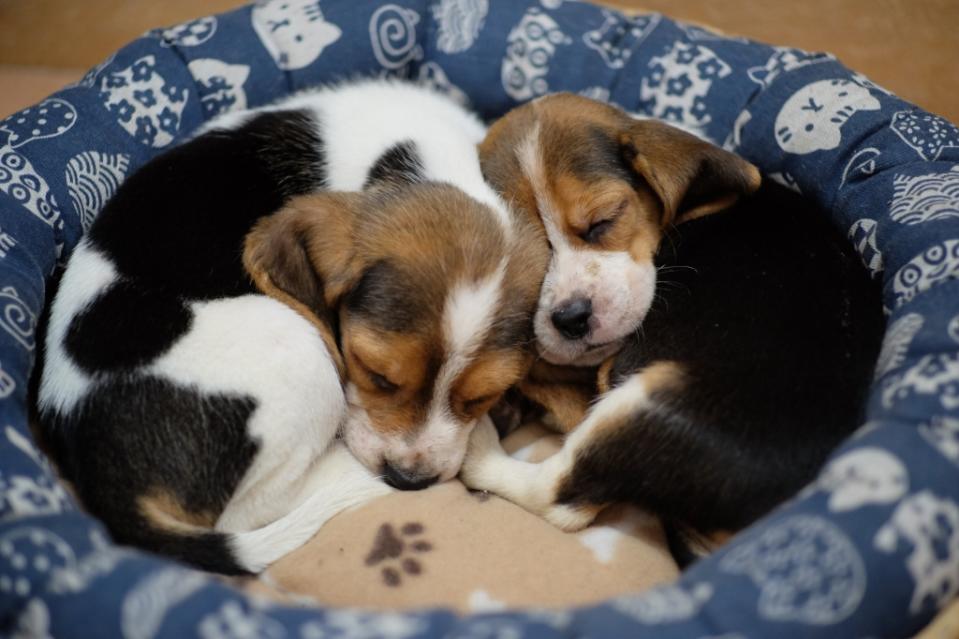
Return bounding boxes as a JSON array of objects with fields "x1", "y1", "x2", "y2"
[
  {"x1": 460, "y1": 94, "x2": 884, "y2": 553},
  {"x1": 36, "y1": 80, "x2": 546, "y2": 574}
]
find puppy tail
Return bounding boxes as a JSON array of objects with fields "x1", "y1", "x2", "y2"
[
  {"x1": 138, "y1": 481, "x2": 389, "y2": 575},
  {"x1": 140, "y1": 477, "x2": 383, "y2": 575},
  {"x1": 134, "y1": 445, "x2": 390, "y2": 575},
  {"x1": 132, "y1": 527, "x2": 253, "y2": 576}
]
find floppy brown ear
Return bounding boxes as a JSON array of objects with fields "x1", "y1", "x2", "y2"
[
  {"x1": 620, "y1": 119, "x2": 762, "y2": 226},
  {"x1": 244, "y1": 193, "x2": 365, "y2": 374}
]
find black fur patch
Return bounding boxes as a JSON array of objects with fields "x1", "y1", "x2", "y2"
[
  {"x1": 575, "y1": 126, "x2": 632, "y2": 182},
  {"x1": 364, "y1": 141, "x2": 424, "y2": 189},
  {"x1": 68, "y1": 110, "x2": 325, "y2": 373},
  {"x1": 43, "y1": 376, "x2": 258, "y2": 574},
  {"x1": 88, "y1": 109, "x2": 325, "y2": 301},
  {"x1": 558, "y1": 183, "x2": 884, "y2": 534},
  {"x1": 345, "y1": 259, "x2": 425, "y2": 332},
  {"x1": 65, "y1": 283, "x2": 193, "y2": 373}
]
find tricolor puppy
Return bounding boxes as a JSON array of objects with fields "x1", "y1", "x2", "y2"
[
  {"x1": 461, "y1": 94, "x2": 883, "y2": 551},
  {"x1": 37, "y1": 80, "x2": 546, "y2": 575}
]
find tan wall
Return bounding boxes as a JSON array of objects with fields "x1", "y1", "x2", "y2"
[{"x1": 0, "y1": 0, "x2": 956, "y2": 121}]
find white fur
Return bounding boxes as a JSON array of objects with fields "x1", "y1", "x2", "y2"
[
  {"x1": 343, "y1": 264, "x2": 507, "y2": 482},
  {"x1": 518, "y1": 123, "x2": 655, "y2": 366},
  {"x1": 147, "y1": 295, "x2": 346, "y2": 531},
  {"x1": 37, "y1": 239, "x2": 117, "y2": 416}
]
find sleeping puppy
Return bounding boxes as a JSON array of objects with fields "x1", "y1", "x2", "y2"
[
  {"x1": 460, "y1": 93, "x2": 884, "y2": 550},
  {"x1": 36, "y1": 80, "x2": 546, "y2": 575}
]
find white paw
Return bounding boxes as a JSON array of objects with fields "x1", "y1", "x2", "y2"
[
  {"x1": 544, "y1": 503, "x2": 599, "y2": 532},
  {"x1": 459, "y1": 417, "x2": 507, "y2": 489}
]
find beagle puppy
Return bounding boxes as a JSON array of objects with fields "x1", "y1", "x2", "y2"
[
  {"x1": 460, "y1": 94, "x2": 883, "y2": 554},
  {"x1": 36, "y1": 80, "x2": 546, "y2": 575}
]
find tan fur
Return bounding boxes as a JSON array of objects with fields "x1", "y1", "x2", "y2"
[
  {"x1": 139, "y1": 490, "x2": 216, "y2": 533},
  {"x1": 640, "y1": 361, "x2": 687, "y2": 395},
  {"x1": 519, "y1": 379, "x2": 592, "y2": 433},
  {"x1": 597, "y1": 357, "x2": 616, "y2": 395},
  {"x1": 514, "y1": 360, "x2": 599, "y2": 433},
  {"x1": 451, "y1": 351, "x2": 530, "y2": 421},
  {"x1": 344, "y1": 326, "x2": 429, "y2": 394}
]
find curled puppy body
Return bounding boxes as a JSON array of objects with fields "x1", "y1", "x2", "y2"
[
  {"x1": 37, "y1": 80, "x2": 546, "y2": 574},
  {"x1": 461, "y1": 93, "x2": 884, "y2": 550}
]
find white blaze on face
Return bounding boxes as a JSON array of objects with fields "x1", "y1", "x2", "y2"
[
  {"x1": 343, "y1": 263, "x2": 507, "y2": 480},
  {"x1": 418, "y1": 262, "x2": 507, "y2": 479},
  {"x1": 518, "y1": 121, "x2": 656, "y2": 367}
]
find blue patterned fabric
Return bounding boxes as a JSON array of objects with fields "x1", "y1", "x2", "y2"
[{"x1": 1, "y1": 1, "x2": 958, "y2": 636}]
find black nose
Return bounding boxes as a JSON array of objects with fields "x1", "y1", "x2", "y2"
[
  {"x1": 382, "y1": 463, "x2": 439, "y2": 491},
  {"x1": 551, "y1": 298, "x2": 592, "y2": 340}
]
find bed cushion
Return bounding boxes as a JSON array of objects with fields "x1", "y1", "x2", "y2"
[{"x1": 1, "y1": 1, "x2": 957, "y2": 636}]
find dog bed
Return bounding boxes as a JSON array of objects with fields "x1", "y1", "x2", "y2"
[{"x1": 1, "y1": 0, "x2": 957, "y2": 636}]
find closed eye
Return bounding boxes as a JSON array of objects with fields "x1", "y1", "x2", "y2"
[
  {"x1": 463, "y1": 394, "x2": 496, "y2": 415},
  {"x1": 582, "y1": 218, "x2": 613, "y2": 243},
  {"x1": 369, "y1": 371, "x2": 399, "y2": 393},
  {"x1": 353, "y1": 355, "x2": 399, "y2": 393},
  {"x1": 581, "y1": 199, "x2": 626, "y2": 244}
]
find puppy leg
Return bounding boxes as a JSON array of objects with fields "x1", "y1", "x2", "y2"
[
  {"x1": 460, "y1": 416, "x2": 601, "y2": 530},
  {"x1": 461, "y1": 363, "x2": 677, "y2": 532}
]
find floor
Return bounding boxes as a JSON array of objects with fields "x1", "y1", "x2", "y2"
[{"x1": 1, "y1": 1, "x2": 956, "y2": 121}]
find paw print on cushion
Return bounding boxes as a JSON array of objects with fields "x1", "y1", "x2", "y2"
[{"x1": 364, "y1": 522, "x2": 433, "y2": 587}]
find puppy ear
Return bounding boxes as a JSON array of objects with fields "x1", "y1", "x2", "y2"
[
  {"x1": 244, "y1": 192, "x2": 364, "y2": 323},
  {"x1": 620, "y1": 120, "x2": 762, "y2": 226}
]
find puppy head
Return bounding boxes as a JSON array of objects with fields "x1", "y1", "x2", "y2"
[
  {"x1": 481, "y1": 93, "x2": 762, "y2": 366},
  {"x1": 245, "y1": 184, "x2": 547, "y2": 488}
]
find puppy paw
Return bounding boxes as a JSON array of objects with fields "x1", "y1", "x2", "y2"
[
  {"x1": 459, "y1": 417, "x2": 507, "y2": 489},
  {"x1": 544, "y1": 503, "x2": 601, "y2": 532}
]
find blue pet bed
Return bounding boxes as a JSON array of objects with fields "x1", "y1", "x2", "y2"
[{"x1": 2, "y1": 1, "x2": 958, "y2": 636}]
